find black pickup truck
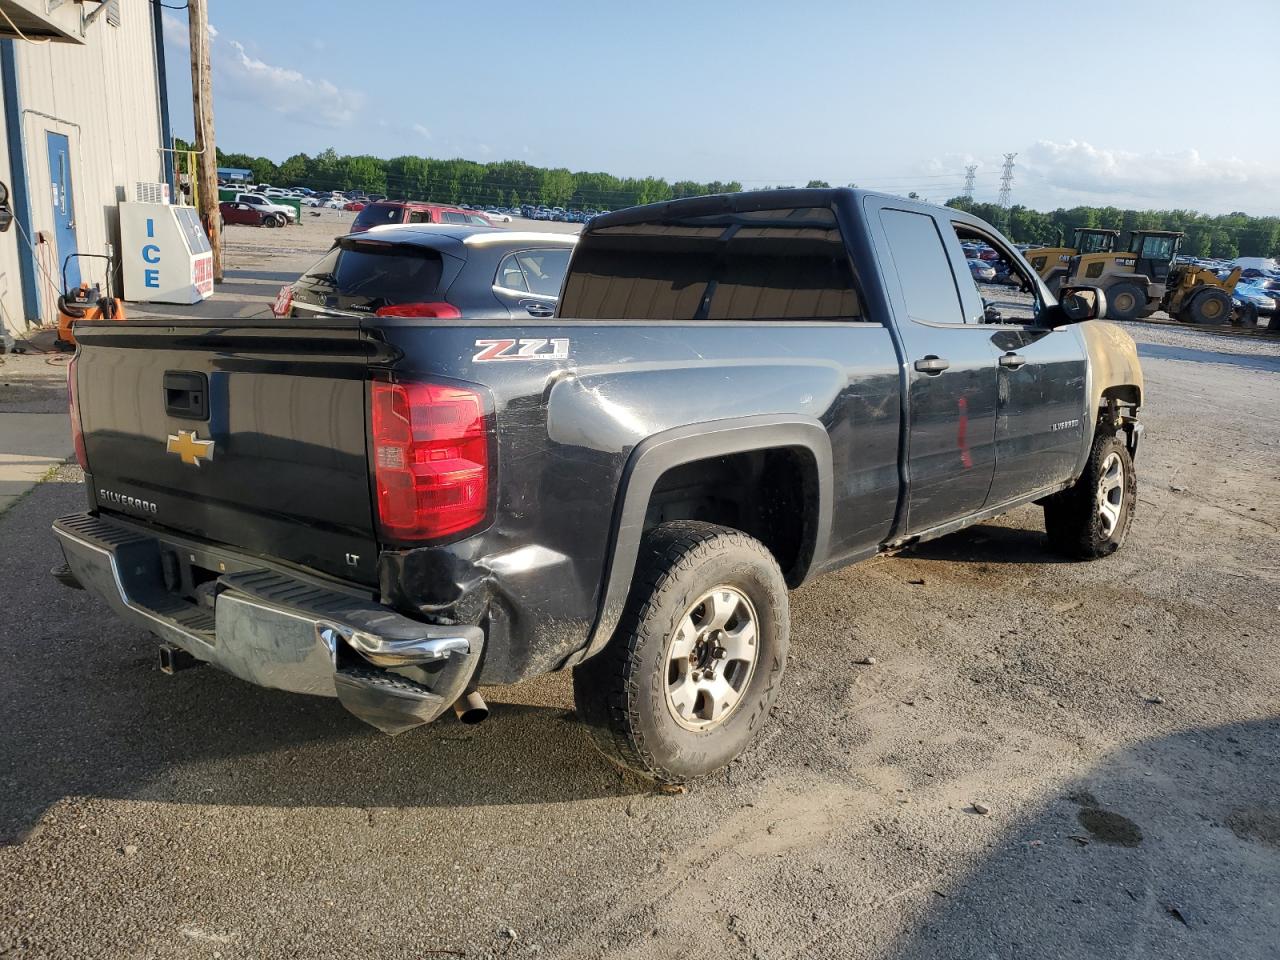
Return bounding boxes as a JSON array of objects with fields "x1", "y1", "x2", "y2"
[{"x1": 54, "y1": 189, "x2": 1144, "y2": 782}]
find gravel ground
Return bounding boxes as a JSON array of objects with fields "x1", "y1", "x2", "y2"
[{"x1": 1, "y1": 317, "x2": 1277, "y2": 958}]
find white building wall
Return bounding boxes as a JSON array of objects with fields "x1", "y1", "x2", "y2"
[{"x1": 0, "y1": 0, "x2": 165, "y2": 339}]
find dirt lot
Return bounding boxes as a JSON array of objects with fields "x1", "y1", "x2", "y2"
[{"x1": 1, "y1": 276, "x2": 1278, "y2": 957}]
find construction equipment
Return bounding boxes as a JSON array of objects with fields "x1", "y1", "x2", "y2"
[
  {"x1": 55, "y1": 252, "x2": 126, "y2": 351},
  {"x1": 1026, "y1": 228, "x2": 1121, "y2": 295},
  {"x1": 1059, "y1": 230, "x2": 1239, "y2": 325}
]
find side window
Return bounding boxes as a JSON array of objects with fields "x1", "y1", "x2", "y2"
[
  {"x1": 950, "y1": 223, "x2": 1039, "y2": 326},
  {"x1": 496, "y1": 253, "x2": 528, "y2": 292},
  {"x1": 878, "y1": 209, "x2": 966, "y2": 324},
  {"x1": 516, "y1": 248, "x2": 571, "y2": 297},
  {"x1": 442, "y1": 212, "x2": 467, "y2": 224},
  {"x1": 408, "y1": 210, "x2": 432, "y2": 223}
]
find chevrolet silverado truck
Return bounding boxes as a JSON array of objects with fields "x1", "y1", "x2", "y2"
[{"x1": 53, "y1": 189, "x2": 1143, "y2": 782}]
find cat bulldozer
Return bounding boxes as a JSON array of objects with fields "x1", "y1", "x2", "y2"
[
  {"x1": 1026, "y1": 228, "x2": 1120, "y2": 296},
  {"x1": 1060, "y1": 230, "x2": 1239, "y2": 325}
]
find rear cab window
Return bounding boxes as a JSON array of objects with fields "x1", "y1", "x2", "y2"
[
  {"x1": 292, "y1": 239, "x2": 445, "y2": 314},
  {"x1": 559, "y1": 206, "x2": 861, "y2": 321}
]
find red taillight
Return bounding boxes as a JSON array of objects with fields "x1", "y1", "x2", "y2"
[
  {"x1": 67, "y1": 354, "x2": 88, "y2": 470},
  {"x1": 374, "y1": 302, "x2": 462, "y2": 319},
  {"x1": 370, "y1": 381, "x2": 490, "y2": 540}
]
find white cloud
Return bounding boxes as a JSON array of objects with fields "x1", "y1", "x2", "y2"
[
  {"x1": 160, "y1": 11, "x2": 216, "y2": 48},
  {"x1": 1017, "y1": 140, "x2": 1280, "y2": 215},
  {"x1": 218, "y1": 39, "x2": 363, "y2": 128},
  {"x1": 412, "y1": 123, "x2": 432, "y2": 139}
]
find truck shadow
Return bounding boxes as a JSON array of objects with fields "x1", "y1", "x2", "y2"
[
  {"x1": 884, "y1": 717, "x2": 1280, "y2": 959},
  {"x1": 0, "y1": 481, "x2": 641, "y2": 846},
  {"x1": 901, "y1": 520, "x2": 1073, "y2": 565}
]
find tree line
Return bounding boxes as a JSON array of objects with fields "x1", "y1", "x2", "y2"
[
  {"x1": 945, "y1": 196, "x2": 1280, "y2": 260},
  {"x1": 183, "y1": 140, "x2": 1280, "y2": 257},
  {"x1": 188, "y1": 142, "x2": 743, "y2": 211}
]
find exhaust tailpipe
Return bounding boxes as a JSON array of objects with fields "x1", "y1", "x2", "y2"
[{"x1": 452, "y1": 689, "x2": 488, "y2": 724}]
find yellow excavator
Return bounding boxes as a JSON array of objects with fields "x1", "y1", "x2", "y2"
[
  {"x1": 1061, "y1": 230, "x2": 1239, "y2": 324},
  {"x1": 1026, "y1": 228, "x2": 1121, "y2": 296}
]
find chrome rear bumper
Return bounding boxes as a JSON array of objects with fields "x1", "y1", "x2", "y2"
[{"x1": 52, "y1": 513, "x2": 483, "y2": 734}]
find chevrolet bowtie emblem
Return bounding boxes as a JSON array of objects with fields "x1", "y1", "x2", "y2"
[{"x1": 166, "y1": 429, "x2": 215, "y2": 466}]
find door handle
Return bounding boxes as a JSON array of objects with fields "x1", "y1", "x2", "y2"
[
  {"x1": 998, "y1": 353, "x2": 1027, "y2": 369},
  {"x1": 914, "y1": 356, "x2": 950, "y2": 375},
  {"x1": 523, "y1": 301, "x2": 554, "y2": 318}
]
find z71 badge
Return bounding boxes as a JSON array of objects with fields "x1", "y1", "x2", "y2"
[{"x1": 473, "y1": 338, "x2": 570, "y2": 362}]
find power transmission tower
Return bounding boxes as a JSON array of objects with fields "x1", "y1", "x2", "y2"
[
  {"x1": 997, "y1": 153, "x2": 1017, "y2": 209},
  {"x1": 963, "y1": 165, "x2": 977, "y2": 201}
]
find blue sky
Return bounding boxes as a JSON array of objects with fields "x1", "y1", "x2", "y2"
[{"x1": 163, "y1": 0, "x2": 1280, "y2": 215}]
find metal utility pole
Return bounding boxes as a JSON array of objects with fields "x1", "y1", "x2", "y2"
[
  {"x1": 997, "y1": 153, "x2": 1017, "y2": 209},
  {"x1": 963, "y1": 165, "x2": 977, "y2": 201},
  {"x1": 187, "y1": 0, "x2": 222, "y2": 281}
]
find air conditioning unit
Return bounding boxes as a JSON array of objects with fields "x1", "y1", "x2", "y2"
[{"x1": 135, "y1": 181, "x2": 171, "y2": 205}]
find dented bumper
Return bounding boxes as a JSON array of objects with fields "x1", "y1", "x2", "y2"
[{"x1": 52, "y1": 513, "x2": 483, "y2": 735}]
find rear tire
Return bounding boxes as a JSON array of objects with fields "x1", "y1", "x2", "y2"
[
  {"x1": 573, "y1": 521, "x2": 789, "y2": 783},
  {"x1": 1187, "y1": 288, "x2": 1231, "y2": 325},
  {"x1": 1104, "y1": 282, "x2": 1145, "y2": 322},
  {"x1": 1043, "y1": 430, "x2": 1136, "y2": 560}
]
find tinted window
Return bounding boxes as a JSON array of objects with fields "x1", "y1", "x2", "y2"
[
  {"x1": 494, "y1": 253, "x2": 524, "y2": 291},
  {"x1": 559, "y1": 207, "x2": 859, "y2": 321},
  {"x1": 442, "y1": 212, "x2": 468, "y2": 224},
  {"x1": 496, "y1": 253, "x2": 528, "y2": 291},
  {"x1": 517, "y1": 249, "x2": 571, "y2": 296},
  {"x1": 878, "y1": 209, "x2": 966, "y2": 325},
  {"x1": 408, "y1": 209, "x2": 433, "y2": 224},
  {"x1": 352, "y1": 203, "x2": 405, "y2": 229},
  {"x1": 292, "y1": 240, "x2": 444, "y2": 313}
]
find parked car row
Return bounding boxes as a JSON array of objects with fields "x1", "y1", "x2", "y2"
[{"x1": 962, "y1": 241, "x2": 1021, "y2": 287}]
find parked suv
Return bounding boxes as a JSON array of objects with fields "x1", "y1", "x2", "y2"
[
  {"x1": 350, "y1": 201, "x2": 483, "y2": 234},
  {"x1": 219, "y1": 200, "x2": 285, "y2": 228},
  {"x1": 234, "y1": 193, "x2": 297, "y2": 222},
  {"x1": 276, "y1": 225, "x2": 575, "y2": 320}
]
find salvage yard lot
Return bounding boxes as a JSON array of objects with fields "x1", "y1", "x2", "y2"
[{"x1": 1, "y1": 240, "x2": 1278, "y2": 959}]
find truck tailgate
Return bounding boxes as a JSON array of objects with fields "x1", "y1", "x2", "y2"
[{"x1": 72, "y1": 321, "x2": 383, "y2": 585}]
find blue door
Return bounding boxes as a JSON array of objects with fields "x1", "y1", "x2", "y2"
[{"x1": 47, "y1": 132, "x2": 80, "y2": 289}]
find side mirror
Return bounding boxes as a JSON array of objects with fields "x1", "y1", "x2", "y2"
[{"x1": 1057, "y1": 285, "x2": 1106, "y2": 324}]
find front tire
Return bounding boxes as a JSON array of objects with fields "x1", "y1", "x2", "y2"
[
  {"x1": 1104, "y1": 281, "x2": 1145, "y2": 321},
  {"x1": 573, "y1": 521, "x2": 789, "y2": 783},
  {"x1": 1043, "y1": 431, "x2": 1136, "y2": 559}
]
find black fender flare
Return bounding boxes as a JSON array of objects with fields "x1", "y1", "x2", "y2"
[{"x1": 567, "y1": 414, "x2": 833, "y2": 667}]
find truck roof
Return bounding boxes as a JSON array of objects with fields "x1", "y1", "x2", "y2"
[{"x1": 586, "y1": 187, "x2": 979, "y2": 234}]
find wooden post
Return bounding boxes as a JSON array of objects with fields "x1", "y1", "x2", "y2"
[{"x1": 187, "y1": 0, "x2": 222, "y2": 281}]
